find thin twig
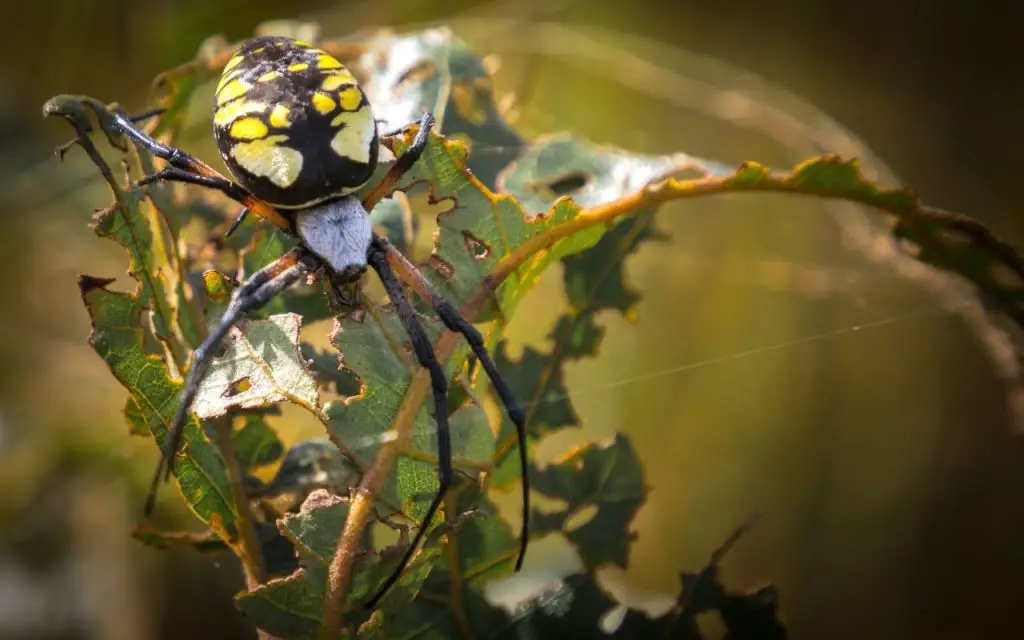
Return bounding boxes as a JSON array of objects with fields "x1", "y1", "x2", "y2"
[{"x1": 213, "y1": 414, "x2": 267, "y2": 589}]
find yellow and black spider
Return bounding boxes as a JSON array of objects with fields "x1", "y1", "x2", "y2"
[{"x1": 108, "y1": 35, "x2": 529, "y2": 606}]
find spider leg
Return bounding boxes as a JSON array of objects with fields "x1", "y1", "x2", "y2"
[
  {"x1": 134, "y1": 168, "x2": 252, "y2": 238},
  {"x1": 136, "y1": 166, "x2": 253, "y2": 206},
  {"x1": 225, "y1": 207, "x2": 250, "y2": 237},
  {"x1": 364, "y1": 241, "x2": 452, "y2": 609},
  {"x1": 109, "y1": 111, "x2": 292, "y2": 231},
  {"x1": 362, "y1": 112, "x2": 435, "y2": 211},
  {"x1": 374, "y1": 235, "x2": 531, "y2": 570},
  {"x1": 144, "y1": 247, "x2": 319, "y2": 515}
]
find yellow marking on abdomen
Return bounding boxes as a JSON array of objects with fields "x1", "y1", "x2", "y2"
[
  {"x1": 312, "y1": 92, "x2": 336, "y2": 115},
  {"x1": 317, "y1": 55, "x2": 343, "y2": 69},
  {"x1": 215, "y1": 68, "x2": 242, "y2": 95},
  {"x1": 229, "y1": 135, "x2": 303, "y2": 188},
  {"x1": 214, "y1": 101, "x2": 269, "y2": 127},
  {"x1": 230, "y1": 117, "x2": 268, "y2": 140},
  {"x1": 268, "y1": 104, "x2": 291, "y2": 128},
  {"x1": 338, "y1": 87, "x2": 363, "y2": 111},
  {"x1": 288, "y1": 62, "x2": 309, "y2": 72},
  {"x1": 329, "y1": 107, "x2": 375, "y2": 164},
  {"x1": 224, "y1": 55, "x2": 244, "y2": 72},
  {"x1": 257, "y1": 70, "x2": 281, "y2": 83},
  {"x1": 321, "y1": 72, "x2": 356, "y2": 92},
  {"x1": 217, "y1": 79, "x2": 251, "y2": 105}
]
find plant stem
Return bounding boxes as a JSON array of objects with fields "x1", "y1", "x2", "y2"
[{"x1": 214, "y1": 415, "x2": 267, "y2": 589}]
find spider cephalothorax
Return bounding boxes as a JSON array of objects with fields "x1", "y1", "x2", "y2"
[{"x1": 105, "y1": 35, "x2": 529, "y2": 607}]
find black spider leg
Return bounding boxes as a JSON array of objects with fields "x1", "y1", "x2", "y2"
[
  {"x1": 144, "y1": 247, "x2": 318, "y2": 515},
  {"x1": 132, "y1": 161, "x2": 252, "y2": 205},
  {"x1": 134, "y1": 165, "x2": 250, "y2": 238},
  {"x1": 363, "y1": 242, "x2": 452, "y2": 609},
  {"x1": 107, "y1": 111, "x2": 295, "y2": 231},
  {"x1": 225, "y1": 207, "x2": 250, "y2": 237},
  {"x1": 377, "y1": 236, "x2": 530, "y2": 571},
  {"x1": 421, "y1": 285, "x2": 530, "y2": 571},
  {"x1": 362, "y1": 112, "x2": 435, "y2": 211}
]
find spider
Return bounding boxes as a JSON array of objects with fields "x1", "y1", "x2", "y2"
[{"x1": 103, "y1": 35, "x2": 529, "y2": 607}]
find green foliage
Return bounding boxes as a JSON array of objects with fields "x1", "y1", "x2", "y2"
[{"x1": 43, "y1": 17, "x2": 1024, "y2": 640}]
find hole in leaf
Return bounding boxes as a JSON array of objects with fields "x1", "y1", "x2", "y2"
[
  {"x1": 228, "y1": 377, "x2": 252, "y2": 396},
  {"x1": 395, "y1": 59, "x2": 437, "y2": 92},
  {"x1": 529, "y1": 171, "x2": 592, "y2": 199},
  {"x1": 428, "y1": 254, "x2": 455, "y2": 279},
  {"x1": 462, "y1": 230, "x2": 491, "y2": 261}
]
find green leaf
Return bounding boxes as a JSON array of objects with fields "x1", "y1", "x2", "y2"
[
  {"x1": 490, "y1": 135, "x2": 715, "y2": 484},
  {"x1": 131, "y1": 523, "x2": 225, "y2": 551},
  {"x1": 233, "y1": 412, "x2": 285, "y2": 471},
  {"x1": 78, "y1": 278, "x2": 236, "y2": 539},
  {"x1": 323, "y1": 306, "x2": 479, "y2": 521},
  {"x1": 385, "y1": 134, "x2": 597, "y2": 321},
  {"x1": 87, "y1": 167, "x2": 194, "y2": 367},
  {"x1": 370, "y1": 197, "x2": 420, "y2": 257},
  {"x1": 300, "y1": 345, "x2": 361, "y2": 396},
  {"x1": 124, "y1": 396, "x2": 148, "y2": 436},
  {"x1": 255, "y1": 438, "x2": 360, "y2": 501},
  {"x1": 236, "y1": 491, "x2": 448, "y2": 638},
  {"x1": 362, "y1": 479, "x2": 518, "y2": 639},
  {"x1": 531, "y1": 434, "x2": 647, "y2": 569},
  {"x1": 191, "y1": 312, "x2": 320, "y2": 420}
]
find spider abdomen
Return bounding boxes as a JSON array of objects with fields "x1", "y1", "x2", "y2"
[{"x1": 212, "y1": 36, "x2": 379, "y2": 209}]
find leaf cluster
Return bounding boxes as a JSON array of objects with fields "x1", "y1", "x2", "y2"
[{"x1": 43, "y1": 18, "x2": 1024, "y2": 640}]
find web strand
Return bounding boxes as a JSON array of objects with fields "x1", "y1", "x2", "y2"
[{"x1": 522, "y1": 306, "x2": 948, "y2": 411}]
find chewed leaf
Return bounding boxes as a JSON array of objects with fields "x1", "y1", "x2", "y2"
[
  {"x1": 324, "y1": 306, "x2": 472, "y2": 521},
  {"x1": 531, "y1": 435, "x2": 647, "y2": 569},
  {"x1": 497, "y1": 133, "x2": 734, "y2": 214},
  {"x1": 235, "y1": 567, "x2": 326, "y2": 640},
  {"x1": 489, "y1": 135, "x2": 711, "y2": 484},
  {"x1": 443, "y1": 481, "x2": 519, "y2": 586},
  {"x1": 359, "y1": 28, "x2": 453, "y2": 131},
  {"x1": 90, "y1": 182, "x2": 192, "y2": 368},
  {"x1": 79, "y1": 279, "x2": 236, "y2": 539},
  {"x1": 236, "y1": 491, "x2": 446, "y2": 637},
  {"x1": 382, "y1": 134, "x2": 592, "y2": 320},
  {"x1": 192, "y1": 313, "x2": 319, "y2": 420},
  {"x1": 490, "y1": 205, "x2": 668, "y2": 485}
]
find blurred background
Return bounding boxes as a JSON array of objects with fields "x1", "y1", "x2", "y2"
[{"x1": 1, "y1": 0, "x2": 1022, "y2": 638}]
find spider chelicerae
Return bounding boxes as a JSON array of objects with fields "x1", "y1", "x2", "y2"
[{"x1": 100, "y1": 35, "x2": 529, "y2": 607}]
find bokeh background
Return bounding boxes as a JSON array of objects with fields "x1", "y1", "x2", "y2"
[{"x1": 1, "y1": 0, "x2": 1022, "y2": 638}]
